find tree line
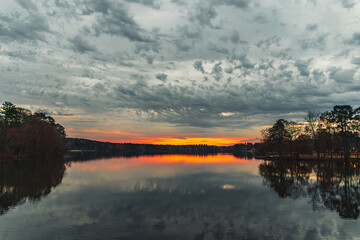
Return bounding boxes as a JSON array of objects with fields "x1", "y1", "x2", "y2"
[
  {"x1": 259, "y1": 105, "x2": 360, "y2": 160},
  {"x1": 0, "y1": 102, "x2": 67, "y2": 160}
]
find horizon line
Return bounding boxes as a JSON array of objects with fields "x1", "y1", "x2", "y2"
[{"x1": 67, "y1": 136, "x2": 261, "y2": 146}]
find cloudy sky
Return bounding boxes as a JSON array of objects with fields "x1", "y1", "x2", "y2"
[{"x1": 0, "y1": 0, "x2": 360, "y2": 145}]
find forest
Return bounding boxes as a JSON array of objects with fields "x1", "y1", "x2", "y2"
[
  {"x1": 0, "y1": 102, "x2": 67, "y2": 160},
  {"x1": 259, "y1": 105, "x2": 360, "y2": 160}
]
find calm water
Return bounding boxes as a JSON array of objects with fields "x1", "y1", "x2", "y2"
[{"x1": 1, "y1": 154, "x2": 360, "y2": 240}]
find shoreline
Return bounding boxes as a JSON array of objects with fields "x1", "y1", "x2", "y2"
[{"x1": 256, "y1": 155, "x2": 360, "y2": 162}]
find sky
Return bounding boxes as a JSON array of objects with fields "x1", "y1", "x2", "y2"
[{"x1": 0, "y1": 0, "x2": 360, "y2": 145}]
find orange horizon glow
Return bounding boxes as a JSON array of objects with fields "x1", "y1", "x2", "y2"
[
  {"x1": 92, "y1": 137, "x2": 258, "y2": 146},
  {"x1": 66, "y1": 128, "x2": 260, "y2": 146},
  {"x1": 145, "y1": 137, "x2": 257, "y2": 146}
]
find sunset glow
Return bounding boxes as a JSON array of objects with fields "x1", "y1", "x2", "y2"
[
  {"x1": 148, "y1": 137, "x2": 256, "y2": 146},
  {"x1": 66, "y1": 128, "x2": 259, "y2": 146}
]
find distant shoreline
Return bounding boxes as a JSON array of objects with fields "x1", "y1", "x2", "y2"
[{"x1": 256, "y1": 155, "x2": 360, "y2": 162}]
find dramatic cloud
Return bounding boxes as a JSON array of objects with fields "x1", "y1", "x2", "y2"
[{"x1": 1, "y1": 0, "x2": 360, "y2": 142}]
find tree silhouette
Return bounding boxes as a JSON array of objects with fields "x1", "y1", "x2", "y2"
[
  {"x1": 0, "y1": 102, "x2": 66, "y2": 160},
  {"x1": 259, "y1": 105, "x2": 360, "y2": 160},
  {"x1": 261, "y1": 119, "x2": 298, "y2": 157},
  {"x1": 321, "y1": 105, "x2": 360, "y2": 160}
]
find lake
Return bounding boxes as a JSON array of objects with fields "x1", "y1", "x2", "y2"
[{"x1": 1, "y1": 154, "x2": 360, "y2": 239}]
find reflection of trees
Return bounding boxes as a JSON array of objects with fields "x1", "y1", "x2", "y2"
[
  {"x1": 232, "y1": 152, "x2": 254, "y2": 159},
  {"x1": 2, "y1": 162, "x2": 355, "y2": 239},
  {"x1": 0, "y1": 160, "x2": 66, "y2": 215},
  {"x1": 259, "y1": 160, "x2": 310, "y2": 198},
  {"x1": 259, "y1": 159, "x2": 360, "y2": 219}
]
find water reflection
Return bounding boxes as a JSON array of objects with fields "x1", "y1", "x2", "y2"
[
  {"x1": 0, "y1": 159, "x2": 66, "y2": 215},
  {"x1": 259, "y1": 160, "x2": 360, "y2": 219},
  {"x1": 66, "y1": 151, "x2": 255, "y2": 163},
  {"x1": 1, "y1": 155, "x2": 360, "y2": 239}
]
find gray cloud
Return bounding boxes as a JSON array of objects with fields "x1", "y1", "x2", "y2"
[
  {"x1": 193, "y1": 4, "x2": 217, "y2": 28},
  {"x1": 351, "y1": 57, "x2": 360, "y2": 66},
  {"x1": 102, "y1": 63, "x2": 342, "y2": 128},
  {"x1": 211, "y1": 61, "x2": 223, "y2": 81},
  {"x1": 345, "y1": 32, "x2": 360, "y2": 45},
  {"x1": 228, "y1": 31, "x2": 247, "y2": 45},
  {"x1": 174, "y1": 39, "x2": 192, "y2": 51},
  {"x1": 208, "y1": 43, "x2": 229, "y2": 55},
  {"x1": 230, "y1": 30, "x2": 240, "y2": 44},
  {"x1": 171, "y1": 0, "x2": 187, "y2": 5},
  {"x1": 155, "y1": 73, "x2": 168, "y2": 82},
  {"x1": 329, "y1": 67, "x2": 356, "y2": 83},
  {"x1": 225, "y1": 67, "x2": 233, "y2": 74},
  {"x1": 54, "y1": 0, "x2": 70, "y2": 9},
  {"x1": 15, "y1": 0, "x2": 38, "y2": 11},
  {"x1": 176, "y1": 25, "x2": 202, "y2": 40},
  {"x1": 1, "y1": 0, "x2": 360, "y2": 134},
  {"x1": 82, "y1": 0, "x2": 153, "y2": 42},
  {"x1": 93, "y1": 82, "x2": 106, "y2": 92},
  {"x1": 340, "y1": 0, "x2": 356, "y2": 8},
  {"x1": 218, "y1": 0, "x2": 251, "y2": 9},
  {"x1": 193, "y1": 60, "x2": 205, "y2": 73},
  {"x1": 253, "y1": 15, "x2": 268, "y2": 24},
  {"x1": 256, "y1": 36, "x2": 281, "y2": 49},
  {"x1": 70, "y1": 35, "x2": 97, "y2": 53},
  {"x1": 294, "y1": 59, "x2": 311, "y2": 77},
  {"x1": 173, "y1": 25, "x2": 202, "y2": 52},
  {"x1": 0, "y1": 48, "x2": 38, "y2": 62},
  {"x1": 231, "y1": 53, "x2": 255, "y2": 69},
  {"x1": 81, "y1": 0, "x2": 112, "y2": 14},
  {"x1": 124, "y1": 0, "x2": 162, "y2": 9},
  {"x1": 300, "y1": 33, "x2": 328, "y2": 50},
  {"x1": 306, "y1": 24, "x2": 318, "y2": 31},
  {"x1": 0, "y1": 14, "x2": 50, "y2": 42}
]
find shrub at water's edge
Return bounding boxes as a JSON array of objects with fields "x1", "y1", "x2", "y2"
[{"x1": 0, "y1": 102, "x2": 66, "y2": 161}]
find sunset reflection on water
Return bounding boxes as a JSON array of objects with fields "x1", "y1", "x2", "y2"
[
  {"x1": 2, "y1": 155, "x2": 360, "y2": 240},
  {"x1": 71, "y1": 154, "x2": 258, "y2": 172}
]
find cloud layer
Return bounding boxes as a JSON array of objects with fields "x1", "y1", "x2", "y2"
[{"x1": 0, "y1": 0, "x2": 360, "y2": 141}]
